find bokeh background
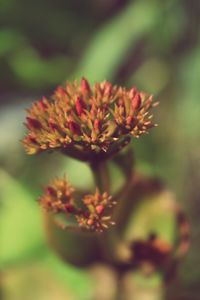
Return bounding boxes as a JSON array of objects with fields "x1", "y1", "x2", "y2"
[{"x1": 0, "y1": 0, "x2": 200, "y2": 299}]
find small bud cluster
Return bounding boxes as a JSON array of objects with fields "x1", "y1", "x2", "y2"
[
  {"x1": 39, "y1": 177, "x2": 115, "y2": 232},
  {"x1": 77, "y1": 188, "x2": 116, "y2": 232},
  {"x1": 39, "y1": 176, "x2": 75, "y2": 213},
  {"x1": 23, "y1": 78, "x2": 157, "y2": 157}
]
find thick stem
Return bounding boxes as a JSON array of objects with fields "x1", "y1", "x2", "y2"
[
  {"x1": 90, "y1": 160, "x2": 119, "y2": 264},
  {"x1": 90, "y1": 160, "x2": 110, "y2": 193},
  {"x1": 115, "y1": 272, "x2": 125, "y2": 300}
]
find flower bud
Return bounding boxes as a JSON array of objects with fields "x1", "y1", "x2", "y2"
[
  {"x1": 26, "y1": 117, "x2": 42, "y2": 130},
  {"x1": 75, "y1": 96, "x2": 86, "y2": 116},
  {"x1": 132, "y1": 94, "x2": 141, "y2": 110},
  {"x1": 68, "y1": 121, "x2": 81, "y2": 135},
  {"x1": 81, "y1": 77, "x2": 91, "y2": 94}
]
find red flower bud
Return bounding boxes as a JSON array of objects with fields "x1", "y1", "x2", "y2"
[
  {"x1": 38, "y1": 98, "x2": 47, "y2": 110},
  {"x1": 126, "y1": 116, "x2": 133, "y2": 125},
  {"x1": 87, "y1": 219, "x2": 94, "y2": 226},
  {"x1": 96, "y1": 205, "x2": 104, "y2": 214},
  {"x1": 27, "y1": 135, "x2": 37, "y2": 144},
  {"x1": 56, "y1": 86, "x2": 66, "y2": 97},
  {"x1": 75, "y1": 96, "x2": 86, "y2": 116},
  {"x1": 129, "y1": 86, "x2": 136, "y2": 98},
  {"x1": 26, "y1": 117, "x2": 42, "y2": 130},
  {"x1": 104, "y1": 83, "x2": 112, "y2": 97},
  {"x1": 132, "y1": 94, "x2": 141, "y2": 110},
  {"x1": 46, "y1": 186, "x2": 56, "y2": 196},
  {"x1": 94, "y1": 119, "x2": 100, "y2": 132},
  {"x1": 68, "y1": 121, "x2": 81, "y2": 135},
  {"x1": 81, "y1": 77, "x2": 91, "y2": 94},
  {"x1": 48, "y1": 119, "x2": 58, "y2": 131}
]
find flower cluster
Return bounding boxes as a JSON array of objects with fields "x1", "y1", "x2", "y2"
[
  {"x1": 39, "y1": 176, "x2": 115, "y2": 232},
  {"x1": 77, "y1": 188, "x2": 116, "y2": 232},
  {"x1": 39, "y1": 176, "x2": 75, "y2": 214},
  {"x1": 23, "y1": 78, "x2": 157, "y2": 159}
]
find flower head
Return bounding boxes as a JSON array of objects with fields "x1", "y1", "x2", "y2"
[
  {"x1": 39, "y1": 176, "x2": 115, "y2": 232},
  {"x1": 23, "y1": 78, "x2": 157, "y2": 159}
]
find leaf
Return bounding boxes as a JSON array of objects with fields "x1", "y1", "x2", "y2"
[
  {"x1": 177, "y1": 43, "x2": 200, "y2": 137},
  {"x1": 124, "y1": 189, "x2": 177, "y2": 244},
  {"x1": 0, "y1": 169, "x2": 46, "y2": 268},
  {"x1": 44, "y1": 212, "x2": 101, "y2": 268},
  {"x1": 46, "y1": 254, "x2": 95, "y2": 300},
  {"x1": 123, "y1": 270, "x2": 163, "y2": 300}
]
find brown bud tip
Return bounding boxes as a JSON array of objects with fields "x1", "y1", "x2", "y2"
[
  {"x1": 81, "y1": 77, "x2": 91, "y2": 94},
  {"x1": 132, "y1": 94, "x2": 141, "y2": 110},
  {"x1": 26, "y1": 117, "x2": 42, "y2": 130},
  {"x1": 68, "y1": 120, "x2": 81, "y2": 135},
  {"x1": 75, "y1": 96, "x2": 85, "y2": 116}
]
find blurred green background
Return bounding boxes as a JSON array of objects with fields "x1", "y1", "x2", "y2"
[{"x1": 0, "y1": 0, "x2": 200, "y2": 299}]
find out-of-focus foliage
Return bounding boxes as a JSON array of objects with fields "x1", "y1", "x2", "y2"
[
  {"x1": 0, "y1": 169, "x2": 44, "y2": 267},
  {"x1": 0, "y1": 0, "x2": 200, "y2": 299},
  {"x1": 124, "y1": 190, "x2": 176, "y2": 244}
]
